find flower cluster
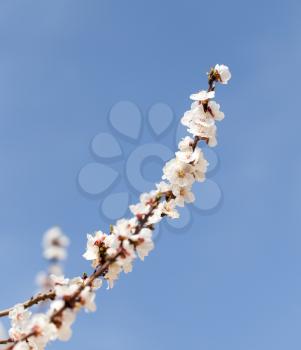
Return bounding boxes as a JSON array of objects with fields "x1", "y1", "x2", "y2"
[
  {"x1": 83, "y1": 219, "x2": 155, "y2": 288},
  {"x1": 42, "y1": 227, "x2": 69, "y2": 261},
  {"x1": 8, "y1": 304, "x2": 56, "y2": 350},
  {"x1": 36, "y1": 227, "x2": 70, "y2": 294},
  {"x1": 8, "y1": 276, "x2": 102, "y2": 349},
  {"x1": 81, "y1": 64, "x2": 231, "y2": 291},
  {"x1": 214, "y1": 64, "x2": 232, "y2": 84},
  {"x1": 1, "y1": 64, "x2": 231, "y2": 350},
  {"x1": 182, "y1": 64, "x2": 230, "y2": 147}
]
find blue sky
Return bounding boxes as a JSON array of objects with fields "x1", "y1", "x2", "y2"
[{"x1": 0, "y1": 1, "x2": 301, "y2": 349}]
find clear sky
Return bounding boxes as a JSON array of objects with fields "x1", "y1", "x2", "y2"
[{"x1": 0, "y1": 1, "x2": 301, "y2": 349}]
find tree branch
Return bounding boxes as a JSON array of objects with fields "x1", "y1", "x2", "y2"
[
  {"x1": 2, "y1": 64, "x2": 230, "y2": 350},
  {"x1": 0, "y1": 338, "x2": 12, "y2": 345},
  {"x1": 0, "y1": 290, "x2": 56, "y2": 318}
]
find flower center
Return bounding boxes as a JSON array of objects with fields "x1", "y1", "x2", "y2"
[{"x1": 177, "y1": 170, "x2": 185, "y2": 178}]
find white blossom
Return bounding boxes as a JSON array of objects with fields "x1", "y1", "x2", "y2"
[
  {"x1": 156, "y1": 181, "x2": 172, "y2": 194},
  {"x1": 181, "y1": 103, "x2": 218, "y2": 145},
  {"x1": 83, "y1": 231, "x2": 107, "y2": 262},
  {"x1": 178, "y1": 136, "x2": 194, "y2": 151},
  {"x1": 163, "y1": 158, "x2": 194, "y2": 187},
  {"x1": 106, "y1": 219, "x2": 137, "y2": 258},
  {"x1": 130, "y1": 228, "x2": 154, "y2": 260},
  {"x1": 51, "y1": 276, "x2": 83, "y2": 298},
  {"x1": 190, "y1": 90, "x2": 215, "y2": 101},
  {"x1": 140, "y1": 190, "x2": 159, "y2": 205},
  {"x1": 80, "y1": 287, "x2": 97, "y2": 312},
  {"x1": 37, "y1": 228, "x2": 69, "y2": 296},
  {"x1": 176, "y1": 147, "x2": 203, "y2": 164},
  {"x1": 129, "y1": 202, "x2": 150, "y2": 216},
  {"x1": 9, "y1": 306, "x2": 57, "y2": 348},
  {"x1": 9, "y1": 305, "x2": 31, "y2": 332},
  {"x1": 158, "y1": 199, "x2": 179, "y2": 219},
  {"x1": 208, "y1": 100, "x2": 224, "y2": 121},
  {"x1": 214, "y1": 64, "x2": 231, "y2": 84},
  {"x1": 105, "y1": 263, "x2": 122, "y2": 289},
  {"x1": 91, "y1": 278, "x2": 103, "y2": 290},
  {"x1": 115, "y1": 239, "x2": 136, "y2": 273},
  {"x1": 192, "y1": 154, "x2": 209, "y2": 182},
  {"x1": 172, "y1": 185, "x2": 195, "y2": 207},
  {"x1": 36, "y1": 264, "x2": 63, "y2": 292},
  {"x1": 42, "y1": 227, "x2": 69, "y2": 261},
  {"x1": 112, "y1": 218, "x2": 137, "y2": 237},
  {"x1": 56, "y1": 308, "x2": 76, "y2": 341},
  {"x1": 27, "y1": 314, "x2": 57, "y2": 349},
  {"x1": 48, "y1": 301, "x2": 76, "y2": 342},
  {"x1": 14, "y1": 342, "x2": 30, "y2": 350},
  {"x1": 147, "y1": 206, "x2": 163, "y2": 225}
]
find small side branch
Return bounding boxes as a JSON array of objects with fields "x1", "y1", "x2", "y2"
[{"x1": 0, "y1": 290, "x2": 56, "y2": 318}]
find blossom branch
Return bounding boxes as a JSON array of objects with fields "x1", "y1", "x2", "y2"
[
  {"x1": 0, "y1": 228, "x2": 69, "y2": 319},
  {"x1": 0, "y1": 339, "x2": 12, "y2": 345},
  {"x1": 5, "y1": 201, "x2": 161, "y2": 350},
  {"x1": 0, "y1": 292, "x2": 56, "y2": 319},
  {"x1": 0, "y1": 228, "x2": 69, "y2": 323},
  {"x1": 0, "y1": 206, "x2": 159, "y2": 320},
  {"x1": 1, "y1": 64, "x2": 231, "y2": 350}
]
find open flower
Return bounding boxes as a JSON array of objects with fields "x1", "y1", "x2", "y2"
[
  {"x1": 42, "y1": 227, "x2": 69, "y2": 261},
  {"x1": 105, "y1": 262, "x2": 122, "y2": 289},
  {"x1": 172, "y1": 185, "x2": 195, "y2": 207},
  {"x1": 51, "y1": 276, "x2": 84, "y2": 298},
  {"x1": 178, "y1": 136, "x2": 194, "y2": 151},
  {"x1": 130, "y1": 228, "x2": 154, "y2": 260},
  {"x1": 192, "y1": 154, "x2": 209, "y2": 181},
  {"x1": 27, "y1": 314, "x2": 57, "y2": 349},
  {"x1": 147, "y1": 206, "x2": 163, "y2": 225},
  {"x1": 9, "y1": 305, "x2": 31, "y2": 342},
  {"x1": 190, "y1": 90, "x2": 215, "y2": 101},
  {"x1": 48, "y1": 302, "x2": 76, "y2": 341},
  {"x1": 214, "y1": 64, "x2": 231, "y2": 84},
  {"x1": 181, "y1": 103, "x2": 218, "y2": 145},
  {"x1": 129, "y1": 202, "x2": 150, "y2": 216},
  {"x1": 188, "y1": 123, "x2": 217, "y2": 147},
  {"x1": 159, "y1": 199, "x2": 179, "y2": 219},
  {"x1": 163, "y1": 159, "x2": 194, "y2": 187},
  {"x1": 14, "y1": 342, "x2": 29, "y2": 350},
  {"x1": 156, "y1": 181, "x2": 172, "y2": 194},
  {"x1": 176, "y1": 147, "x2": 203, "y2": 164},
  {"x1": 208, "y1": 100, "x2": 224, "y2": 121},
  {"x1": 80, "y1": 287, "x2": 97, "y2": 312},
  {"x1": 83, "y1": 231, "x2": 107, "y2": 263}
]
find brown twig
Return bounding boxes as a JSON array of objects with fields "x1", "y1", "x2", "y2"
[
  {"x1": 5, "y1": 332, "x2": 36, "y2": 350},
  {"x1": 0, "y1": 338, "x2": 12, "y2": 345},
  {"x1": 0, "y1": 290, "x2": 56, "y2": 318}
]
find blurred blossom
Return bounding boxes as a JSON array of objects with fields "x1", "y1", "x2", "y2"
[{"x1": 42, "y1": 227, "x2": 70, "y2": 261}]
